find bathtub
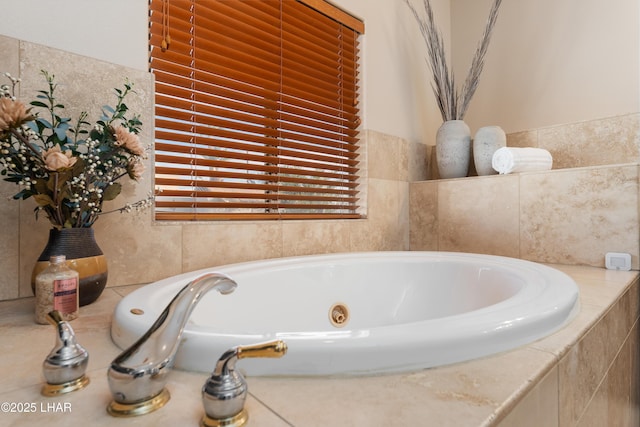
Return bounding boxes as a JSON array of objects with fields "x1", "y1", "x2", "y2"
[{"x1": 111, "y1": 252, "x2": 579, "y2": 376}]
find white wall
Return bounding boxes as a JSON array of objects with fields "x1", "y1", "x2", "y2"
[
  {"x1": 452, "y1": 0, "x2": 640, "y2": 134},
  {"x1": 337, "y1": 0, "x2": 451, "y2": 146},
  {"x1": 0, "y1": 0, "x2": 149, "y2": 72}
]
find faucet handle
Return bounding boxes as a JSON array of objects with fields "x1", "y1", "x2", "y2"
[
  {"x1": 41, "y1": 310, "x2": 90, "y2": 396},
  {"x1": 201, "y1": 340, "x2": 287, "y2": 427}
]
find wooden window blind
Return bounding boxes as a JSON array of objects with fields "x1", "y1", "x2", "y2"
[{"x1": 149, "y1": 0, "x2": 364, "y2": 221}]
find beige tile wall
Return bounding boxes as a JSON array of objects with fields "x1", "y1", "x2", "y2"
[
  {"x1": 507, "y1": 114, "x2": 640, "y2": 170},
  {"x1": 427, "y1": 114, "x2": 640, "y2": 180},
  {"x1": 414, "y1": 111, "x2": 640, "y2": 269},
  {"x1": 0, "y1": 36, "x2": 21, "y2": 301},
  {"x1": 410, "y1": 164, "x2": 640, "y2": 269},
  {"x1": 0, "y1": 36, "x2": 421, "y2": 302}
]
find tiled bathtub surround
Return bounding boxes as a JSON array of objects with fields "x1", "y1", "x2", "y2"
[
  {"x1": 498, "y1": 267, "x2": 640, "y2": 427},
  {"x1": 410, "y1": 164, "x2": 640, "y2": 269},
  {"x1": 0, "y1": 266, "x2": 636, "y2": 426}
]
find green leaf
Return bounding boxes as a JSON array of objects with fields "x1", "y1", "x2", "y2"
[
  {"x1": 36, "y1": 117, "x2": 53, "y2": 129},
  {"x1": 54, "y1": 122, "x2": 70, "y2": 141},
  {"x1": 12, "y1": 189, "x2": 29, "y2": 200},
  {"x1": 25, "y1": 121, "x2": 40, "y2": 134},
  {"x1": 89, "y1": 128, "x2": 103, "y2": 140},
  {"x1": 102, "y1": 183, "x2": 122, "y2": 201},
  {"x1": 30, "y1": 101, "x2": 49, "y2": 108}
]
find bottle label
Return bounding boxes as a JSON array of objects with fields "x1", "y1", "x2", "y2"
[{"x1": 53, "y1": 278, "x2": 78, "y2": 314}]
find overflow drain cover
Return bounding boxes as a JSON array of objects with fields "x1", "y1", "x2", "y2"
[{"x1": 329, "y1": 303, "x2": 349, "y2": 328}]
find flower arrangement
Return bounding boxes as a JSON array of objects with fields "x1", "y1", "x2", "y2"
[
  {"x1": 0, "y1": 71, "x2": 152, "y2": 229},
  {"x1": 405, "y1": 0, "x2": 503, "y2": 121}
]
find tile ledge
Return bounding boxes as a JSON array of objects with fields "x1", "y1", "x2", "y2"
[{"x1": 413, "y1": 161, "x2": 639, "y2": 184}]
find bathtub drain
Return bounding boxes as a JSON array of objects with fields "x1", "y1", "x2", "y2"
[{"x1": 329, "y1": 303, "x2": 349, "y2": 328}]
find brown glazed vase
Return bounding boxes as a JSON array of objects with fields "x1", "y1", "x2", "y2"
[{"x1": 31, "y1": 228, "x2": 108, "y2": 306}]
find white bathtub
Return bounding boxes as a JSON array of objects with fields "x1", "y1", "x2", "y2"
[{"x1": 111, "y1": 252, "x2": 579, "y2": 376}]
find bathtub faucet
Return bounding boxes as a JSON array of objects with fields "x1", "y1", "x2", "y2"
[{"x1": 107, "y1": 273, "x2": 237, "y2": 417}]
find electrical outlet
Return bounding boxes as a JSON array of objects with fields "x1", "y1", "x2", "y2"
[{"x1": 605, "y1": 252, "x2": 632, "y2": 271}]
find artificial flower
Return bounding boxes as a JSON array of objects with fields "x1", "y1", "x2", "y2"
[
  {"x1": 0, "y1": 97, "x2": 33, "y2": 132},
  {"x1": 0, "y1": 70, "x2": 153, "y2": 228},
  {"x1": 43, "y1": 145, "x2": 77, "y2": 171},
  {"x1": 127, "y1": 159, "x2": 145, "y2": 180},
  {"x1": 115, "y1": 125, "x2": 145, "y2": 157}
]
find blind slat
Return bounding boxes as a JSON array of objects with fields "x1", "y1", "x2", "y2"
[
  {"x1": 155, "y1": 152, "x2": 359, "y2": 181},
  {"x1": 155, "y1": 212, "x2": 362, "y2": 221},
  {"x1": 155, "y1": 179, "x2": 359, "y2": 196},
  {"x1": 156, "y1": 168, "x2": 359, "y2": 189},
  {"x1": 155, "y1": 190, "x2": 358, "y2": 204}
]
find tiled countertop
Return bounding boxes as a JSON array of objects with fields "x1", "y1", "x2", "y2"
[{"x1": 0, "y1": 264, "x2": 637, "y2": 426}]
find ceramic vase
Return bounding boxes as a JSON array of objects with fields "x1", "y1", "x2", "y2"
[
  {"x1": 436, "y1": 120, "x2": 471, "y2": 179},
  {"x1": 473, "y1": 125, "x2": 506, "y2": 176},
  {"x1": 31, "y1": 228, "x2": 108, "y2": 306}
]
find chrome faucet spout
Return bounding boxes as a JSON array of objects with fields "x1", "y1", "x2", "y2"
[{"x1": 107, "y1": 273, "x2": 237, "y2": 417}]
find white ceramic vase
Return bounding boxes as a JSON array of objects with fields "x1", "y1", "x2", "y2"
[
  {"x1": 436, "y1": 120, "x2": 471, "y2": 179},
  {"x1": 473, "y1": 125, "x2": 507, "y2": 176}
]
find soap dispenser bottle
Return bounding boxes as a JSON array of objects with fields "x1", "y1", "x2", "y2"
[{"x1": 35, "y1": 255, "x2": 79, "y2": 324}]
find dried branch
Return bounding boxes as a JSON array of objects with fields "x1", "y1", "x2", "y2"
[
  {"x1": 405, "y1": 0, "x2": 503, "y2": 121},
  {"x1": 457, "y1": 0, "x2": 503, "y2": 119}
]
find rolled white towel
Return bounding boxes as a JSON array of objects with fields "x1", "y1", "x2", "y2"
[{"x1": 491, "y1": 147, "x2": 553, "y2": 174}]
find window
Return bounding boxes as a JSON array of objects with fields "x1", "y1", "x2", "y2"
[{"x1": 149, "y1": 0, "x2": 364, "y2": 220}]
